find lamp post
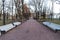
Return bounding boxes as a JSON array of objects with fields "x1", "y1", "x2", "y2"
[
  {"x1": 51, "y1": 0, "x2": 54, "y2": 21},
  {"x1": 12, "y1": 0, "x2": 13, "y2": 24},
  {"x1": 22, "y1": 0, "x2": 24, "y2": 12},
  {"x1": 14, "y1": 0, "x2": 18, "y2": 21},
  {"x1": 2, "y1": 0, "x2": 5, "y2": 25},
  {"x1": 21, "y1": 0, "x2": 24, "y2": 23}
]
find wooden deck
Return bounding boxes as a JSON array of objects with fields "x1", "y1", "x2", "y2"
[{"x1": 0, "y1": 19, "x2": 60, "y2": 40}]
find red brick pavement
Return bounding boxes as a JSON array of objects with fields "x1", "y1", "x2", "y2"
[{"x1": 0, "y1": 19, "x2": 60, "y2": 40}]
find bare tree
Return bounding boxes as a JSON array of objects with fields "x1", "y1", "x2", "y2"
[
  {"x1": 0, "y1": 11, "x2": 2, "y2": 20},
  {"x1": 29, "y1": 0, "x2": 41, "y2": 19},
  {"x1": 29, "y1": 0, "x2": 47, "y2": 19},
  {"x1": 14, "y1": 0, "x2": 22, "y2": 21}
]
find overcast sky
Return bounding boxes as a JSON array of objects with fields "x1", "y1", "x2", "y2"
[{"x1": 24, "y1": 0, "x2": 60, "y2": 13}]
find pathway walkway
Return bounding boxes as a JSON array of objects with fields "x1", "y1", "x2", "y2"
[{"x1": 0, "y1": 19, "x2": 60, "y2": 40}]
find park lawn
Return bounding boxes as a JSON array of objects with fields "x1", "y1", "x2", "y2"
[
  {"x1": 0, "y1": 19, "x2": 12, "y2": 26},
  {"x1": 46, "y1": 18, "x2": 60, "y2": 25},
  {"x1": 0, "y1": 21, "x2": 3, "y2": 26}
]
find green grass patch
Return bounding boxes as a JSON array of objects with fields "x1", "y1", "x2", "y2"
[
  {"x1": 0, "y1": 19, "x2": 12, "y2": 26},
  {"x1": 46, "y1": 18, "x2": 60, "y2": 25}
]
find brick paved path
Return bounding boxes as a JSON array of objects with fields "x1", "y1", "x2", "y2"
[{"x1": 0, "y1": 19, "x2": 60, "y2": 40}]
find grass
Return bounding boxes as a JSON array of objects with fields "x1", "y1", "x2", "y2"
[
  {"x1": 46, "y1": 18, "x2": 60, "y2": 25},
  {"x1": 38, "y1": 18, "x2": 60, "y2": 25},
  {"x1": 0, "y1": 19, "x2": 12, "y2": 26},
  {"x1": 0, "y1": 21, "x2": 3, "y2": 26},
  {"x1": 0, "y1": 18, "x2": 23, "y2": 26}
]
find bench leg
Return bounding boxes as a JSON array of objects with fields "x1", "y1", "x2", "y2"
[
  {"x1": 1, "y1": 31, "x2": 6, "y2": 34},
  {"x1": 55, "y1": 30, "x2": 57, "y2": 33},
  {"x1": 15, "y1": 25, "x2": 17, "y2": 27},
  {"x1": 0, "y1": 32, "x2": 1, "y2": 36}
]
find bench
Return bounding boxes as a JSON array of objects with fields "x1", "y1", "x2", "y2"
[
  {"x1": 0, "y1": 22, "x2": 21, "y2": 36},
  {"x1": 13, "y1": 22, "x2": 21, "y2": 26},
  {"x1": 0, "y1": 24, "x2": 15, "y2": 36},
  {"x1": 43, "y1": 22, "x2": 60, "y2": 32}
]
